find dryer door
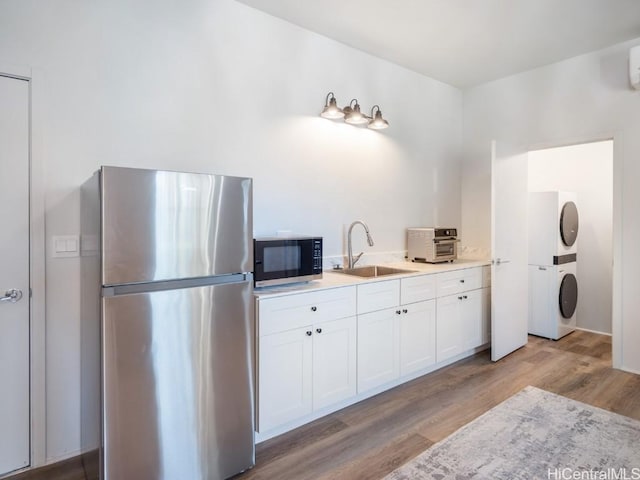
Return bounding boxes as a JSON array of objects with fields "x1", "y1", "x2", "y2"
[
  {"x1": 560, "y1": 201, "x2": 579, "y2": 247},
  {"x1": 559, "y1": 273, "x2": 578, "y2": 318}
]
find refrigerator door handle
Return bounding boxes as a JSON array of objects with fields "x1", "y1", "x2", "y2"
[{"x1": 103, "y1": 273, "x2": 251, "y2": 297}]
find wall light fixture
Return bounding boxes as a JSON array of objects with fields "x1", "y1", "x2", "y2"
[{"x1": 320, "y1": 92, "x2": 389, "y2": 130}]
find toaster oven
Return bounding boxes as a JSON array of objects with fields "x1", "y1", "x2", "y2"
[{"x1": 407, "y1": 228, "x2": 459, "y2": 263}]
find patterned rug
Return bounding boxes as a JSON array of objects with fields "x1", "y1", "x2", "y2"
[{"x1": 385, "y1": 386, "x2": 640, "y2": 480}]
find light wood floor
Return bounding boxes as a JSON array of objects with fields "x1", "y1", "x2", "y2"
[{"x1": 9, "y1": 331, "x2": 639, "y2": 480}]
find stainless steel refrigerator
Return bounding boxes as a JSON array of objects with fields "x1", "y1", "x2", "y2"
[{"x1": 81, "y1": 166, "x2": 255, "y2": 480}]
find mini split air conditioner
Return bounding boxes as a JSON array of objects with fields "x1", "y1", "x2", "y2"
[{"x1": 631, "y1": 45, "x2": 640, "y2": 90}]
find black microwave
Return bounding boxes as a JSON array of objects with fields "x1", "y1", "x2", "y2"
[{"x1": 253, "y1": 237, "x2": 323, "y2": 287}]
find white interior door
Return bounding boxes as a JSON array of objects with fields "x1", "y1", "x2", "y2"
[
  {"x1": 0, "y1": 74, "x2": 30, "y2": 474},
  {"x1": 491, "y1": 140, "x2": 529, "y2": 361}
]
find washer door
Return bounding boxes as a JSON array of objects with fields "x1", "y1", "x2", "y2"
[
  {"x1": 560, "y1": 201, "x2": 579, "y2": 247},
  {"x1": 559, "y1": 273, "x2": 578, "y2": 319}
]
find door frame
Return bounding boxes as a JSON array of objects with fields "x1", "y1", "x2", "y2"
[
  {"x1": 0, "y1": 63, "x2": 46, "y2": 469},
  {"x1": 527, "y1": 132, "x2": 622, "y2": 369}
]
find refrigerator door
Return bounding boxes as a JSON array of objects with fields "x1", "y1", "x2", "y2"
[
  {"x1": 101, "y1": 166, "x2": 253, "y2": 286},
  {"x1": 102, "y1": 280, "x2": 255, "y2": 480}
]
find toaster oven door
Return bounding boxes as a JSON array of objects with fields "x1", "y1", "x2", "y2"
[{"x1": 433, "y1": 239, "x2": 458, "y2": 260}]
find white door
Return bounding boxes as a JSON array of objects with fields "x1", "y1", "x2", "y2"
[
  {"x1": 436, "y1": 294, "x2": 462, "y2": 362},
  {"x1": 258, "y1": 327, "x2": 313, "y2": 432},
  {"x1": 357, "y1": 308, "x2": 399, "y2": 392},
  {"x1": 399, "y1": 299, "x2": 436, "y2": 375},
  {"x1": 0, "y1": 74, "x2": 30, "y2": 474},
  {"x1": 312, "y1": 316, "x2": 357, "y2": 410},
  {"x1": 460, "y1": 289, "x2": 483, "y2": 351},
  {"x1": 491, "y1": 140, "x2": 529, "y2": 361}
]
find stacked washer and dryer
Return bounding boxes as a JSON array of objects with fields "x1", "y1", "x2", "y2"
[{"x1": 528, "y1": 192, "x2": 579, "y2": 340}]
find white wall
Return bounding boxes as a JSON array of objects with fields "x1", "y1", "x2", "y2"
[
  {"x1": 528, "y1": 141, "x2": 613, "y2": 334},
  {"x1": 462, "y1": 38, "x2": 640, "y2": 373},
  {"x1": 0, "y1": 0, "x2": 463, "y2": 463}
]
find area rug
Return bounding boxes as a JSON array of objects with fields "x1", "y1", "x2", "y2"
[{"x1": 385, "y1": 386, "x2": 640, "y2": 480}]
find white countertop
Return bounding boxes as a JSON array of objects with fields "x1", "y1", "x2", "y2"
[{"x1": 253, "y1": 259, "x2": 490, "y2": 299}]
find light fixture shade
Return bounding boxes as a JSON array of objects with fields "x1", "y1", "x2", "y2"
[
  {"x1": 368, "y1": 108, "x2": 389, "y2": 130},
  {"x1": 344, "y1": 100, "x2": 368, "y2": 125},
  {"x1": 320, "y1": 93, "x2": 344, "y2": 119}
]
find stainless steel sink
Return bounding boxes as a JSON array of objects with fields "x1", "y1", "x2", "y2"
[{"x1": 336, "y1": 265, "x2": 417, "y2": 278}]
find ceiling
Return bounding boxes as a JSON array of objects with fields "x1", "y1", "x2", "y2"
[{"x1": 235, "y1": 0, "x2": 640, "y2": 88}]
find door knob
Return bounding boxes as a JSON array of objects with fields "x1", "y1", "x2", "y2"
[{"x1": 1, "y1": 289, "x2": 23, "y2": 303}]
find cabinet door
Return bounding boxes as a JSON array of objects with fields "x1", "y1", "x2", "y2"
[
  {"x1": 258, "y1": 327, "x2": 313, "y2": 432},
  {"x1": 460, "y1": 289, "x2": 483, "y2": 351},
  {"x1": 313, "y1": 316, "x2": 357, "y2": 410},
  {"x1": 399, "y1": 300, "x2": 436, "y2": 376},
  {"x1": 436, "y1": 294, "x2": 462, "y2": 362},
  {"x1": 357, "y1": 308, "x2": 399, "y2": 392}
]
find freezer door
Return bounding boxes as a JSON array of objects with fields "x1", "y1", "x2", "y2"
[
  {"x1": 102, "y1": 280, "x2": 255, "y2": 480},
  {"x1": 101, "y1": 166, "x2": 252, "y2": 285}
]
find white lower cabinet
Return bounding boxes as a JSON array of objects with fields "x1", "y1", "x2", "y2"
[
  {"x1": 436, "y1": 288, "x2": 485, "y2": 362},
  {"x1": 258, "y1": 326, "x2": 313, "y2": 432},
  {"x1": 436, "y1": 293, "x2": 462, "y2": 362},
  {"x1": 357, "y1": 279, "x2": 437, "y2": 393},
  {"x1": 312, "y1": 316, "x2": 357, "y2": 410},
  {"x1": 257, "y1": 266, "x2": 490, "y2": 436},
  {"x1": 258, "y1": 315, "x2": 357, "y2": 432},
  {"x1": 399, "y1": 299, "x2": 436, "y2": 375},
  {"x1": 357, "y1": 308, "x2": 399, "y2": 392},
  {"x1": 461, "y1": 289, "x2": 483, "y2": 351}
]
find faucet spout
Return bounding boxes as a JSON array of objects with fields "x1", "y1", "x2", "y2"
[{"x1": 347, "y1": 220, "x2": 375, "y2": 269}]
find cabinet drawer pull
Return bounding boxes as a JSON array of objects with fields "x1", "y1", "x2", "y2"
[
  {"x1": 402, "y1": 309, "x2": 408, "y2": 314},
  {"x1": 463, "y1": 295, "x2": 468, "y2": 299},
  {"x1": 311, "y1": 306, "x2": 317, "y2": 312},
  {"x1": 458, "y1": 296, "x2": 463, "y2": 300},
  {"x1": 316, "y1": 328, "x2": 322, "y2": 334},
  {"x1": 460, "y1": 279, "x2": 465, "y2": 283},
  {"x1": 306, "y1": 331, "x2": 312, "y2": 336},
  {"x1": 395, "y1": 310, "x2": 402, "y2": 315}
]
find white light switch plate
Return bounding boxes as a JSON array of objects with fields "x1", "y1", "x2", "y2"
[{"x1": 52, "y1": 235, "x2": 80, "y2": 258}]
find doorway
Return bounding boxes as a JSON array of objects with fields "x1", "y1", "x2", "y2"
[
  {"x1": 0, "y1": 73, "x2": 30, "y2": 475},
  {"x1": 528, "y1": 140, "x2": 614, "y2": 339}
]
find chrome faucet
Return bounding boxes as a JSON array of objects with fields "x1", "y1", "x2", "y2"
[{"x1": 347, "y1": 220, "x2": 375, "y2": 268}]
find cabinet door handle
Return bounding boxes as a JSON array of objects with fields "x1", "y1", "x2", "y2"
[
  {"x1": 402, "y1": 309, "x2": 408, "y2": 314},
  {"x1": 463, "y1": 295, "x2": 468, "y2": 299},
  {"x1": 306, "y1": 331, "x2": 312, "y2": 336},
  {"x1": 316, "y1": 328, "x2": 322, "y2": 334},
  {"x1": 396, "y1": 310, "x2": 402, "y2": 315},
  {"x1": 458, "y1": 296, "x2": 463, "y2": 300},
  {"x1": 460, "y1": 279, "x2": 465, "y2": 283},
  {"x1": 311, "y1": 306, "x2": 317, "y2": 312}
]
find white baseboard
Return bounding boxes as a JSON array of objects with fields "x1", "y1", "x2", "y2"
[{"x1": 575, "y1": 326, "x2": 612, "y2": 336}]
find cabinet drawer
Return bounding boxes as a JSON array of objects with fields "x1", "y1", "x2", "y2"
[
  {"x1": 436, "y1": 267, "x2": 482, "y2": 297},
  {"x1": 357, "y1": 279, "x2": 400, "y2": 314},
  {"x1": 401, "y1": 274, "x2": 436, "y2": 304},
  {"x1": 258, "y1": 286, "x2": 356, "y2": 336}
]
